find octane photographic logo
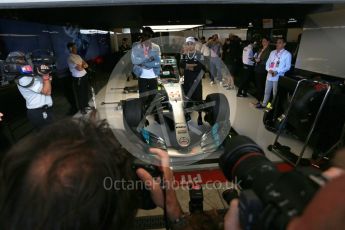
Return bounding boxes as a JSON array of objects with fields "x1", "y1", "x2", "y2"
[{"x1": 104, "y1": 35, "x2": 234, "y2": 167}]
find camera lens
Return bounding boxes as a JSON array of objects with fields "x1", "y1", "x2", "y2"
[{"x1": 219, "y1": 136, "x2": 279, "y2": 190}]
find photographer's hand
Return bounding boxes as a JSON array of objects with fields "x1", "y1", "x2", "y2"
[
  {"x1": 224, "y1": 199, "x2": 242, "y2": 230},
  {"x1": 0, "y1": 112, "x2": 3, "y2": 122},
  {"x1": 136, "y1": 148, "x2": 183, "y2": 221}
]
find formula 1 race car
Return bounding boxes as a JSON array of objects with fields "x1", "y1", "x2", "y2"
[{"x1": 121, "y1": 76, "x2": 230, "y2": 158}]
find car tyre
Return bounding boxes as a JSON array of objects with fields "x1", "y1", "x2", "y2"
[{"x1": 204, "y1": 93, "x2": 230, "y2": 126}]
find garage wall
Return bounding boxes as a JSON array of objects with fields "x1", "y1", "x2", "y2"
[
  {"x1": 0, "y1": 19, "x2": 111, "y2": 77},
  {"x1": 201, "y1": 29, "x2": 248, "y2": 42}
]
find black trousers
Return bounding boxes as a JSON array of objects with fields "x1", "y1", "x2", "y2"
[
  {"x1": 254, "y1": 69, "x2": 267, "y2": 102},
  {"x1": 27, "y1": 105, "x2": 54, "y2": 130},
  {"x1": 238, "y1": 65, "x2": 254, "y2": 95},
  {"x1": 62, "y1": 76, "x2": 78, "y2": 114},
  {"x1": 72, "y1": 75, "x2": 90, "y2": 110},
  {"x1": 138, "y1": 77, "x2": 158, "y2": 109}
]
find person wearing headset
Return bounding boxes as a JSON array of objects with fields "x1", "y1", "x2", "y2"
[{"x1": 67, "y1": 42, "x2": 90, "y2": 115}]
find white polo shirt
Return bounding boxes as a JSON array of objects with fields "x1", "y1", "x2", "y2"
[
  {"x1": 242, "y1": 44, "x2": 254, "y2": 66},
  {"x1": 68, "y1": 53, "x2": 87, "y2": 78},
  {"x1": 17, "y1": 76, "x2": 53, "y2": 109}
]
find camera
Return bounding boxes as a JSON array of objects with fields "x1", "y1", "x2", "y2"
[
  {"x1": 219, "y1": 135, "x2": 327, "y2": 230},
  {"x1": 27, "y1": 49, "x2": 56, "y2": 75},
  {"x1": 132, "y1": 159, "x2": 162, "y2": 210},
  {"x1": 0, "y1": 50, "x2": 55, "y2": 87}
]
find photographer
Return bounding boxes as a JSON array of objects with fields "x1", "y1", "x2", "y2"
[
  {"x1": 223, "y1": 151, "x2": 345, "y2": 230},
  {"x1": 16, "y1": 62, "x2": 53, "y2": 130},
  {"x1": 0, "y1": 116, "x2": 185, "y2": 230}
]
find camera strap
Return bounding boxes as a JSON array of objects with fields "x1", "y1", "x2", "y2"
[{"x1": 15, "y1": 75, "x2": 36, "y2": 88}]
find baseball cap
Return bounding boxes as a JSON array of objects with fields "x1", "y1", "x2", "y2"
[{"x1": 185, "y1": 37, "x2": 196, "y2": 43}]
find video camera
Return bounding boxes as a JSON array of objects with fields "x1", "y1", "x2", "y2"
[
  {"x1": 0, "y1": 50, "x2": 55, "y2": 87},
  {"x1": 220, "y1": 135, "x2": 327, "y2": 230}
]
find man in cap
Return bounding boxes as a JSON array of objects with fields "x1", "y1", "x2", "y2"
[{"x1": 180, "y1": 37, "x2": 205, "y2": 125}]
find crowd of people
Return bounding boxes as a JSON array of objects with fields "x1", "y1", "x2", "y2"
[{"x1": 167, "y1": 32, "x2": 292, "y2": 110}]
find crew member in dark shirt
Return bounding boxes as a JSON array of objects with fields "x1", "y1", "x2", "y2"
[{"x1": 180, "y1": 37, "x2": 205, "y2": 125}]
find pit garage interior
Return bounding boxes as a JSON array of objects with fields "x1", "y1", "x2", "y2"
[{"x1": 0, "y1": 1, "x2": 345, "y2": 229}]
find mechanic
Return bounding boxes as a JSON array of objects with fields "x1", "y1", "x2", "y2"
[
  {"x1": 15, "y1": 53, "x2": 54, "y2": 130},
  {"x1": 0, "y1": 116, "x2": 188, "y2": 230},
  {"x1": 256, "y1": 37, "x2": 292, "y2": 109},
  {"x1": 180, "y1": 37, "x2": 205, "y2": 126},
  {"x1": 237, "y1": 40, "x2": 255, "y2": 97},
  {"x1": 224, "y1": 151, "x2": 345, "y2": 230},
  {"x1": 131, "y1": 27, "x2": 161, "y2": 113},
  {"x1": 67, "y1": 42, "x2": 91, "y2": 115}
]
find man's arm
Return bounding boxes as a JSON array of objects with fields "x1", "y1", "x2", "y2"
[
  {"x1": 142, "y1": 46, "x2": 161, "y2": 68},
  {"x1": 68, "y1": 56, "x2": 85, "y2": 71},
  {"x1": 41, "y1": 75, "x2": 52, "y2": 95},
  {"x1": 131, "y1": 43, "x2": 148, "y2": 65},
  {"x1": 266, "y1": 51, "x2": 274, "y2": 72},
  {"x1": 277, "y1": 52, "x2": 292, "y2": 76},
  {"x1": 75, "y1": 59, "x2": 88, "y2": 71}
]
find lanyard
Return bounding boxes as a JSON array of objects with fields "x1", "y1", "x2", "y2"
[
  {"x1": 274, "y1": 49, "x2": 284, "y2": 61},
  {"x1": 143, "y1": 44, "x2": 150, "y2": 57}
]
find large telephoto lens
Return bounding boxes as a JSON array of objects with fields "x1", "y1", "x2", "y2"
[{"x1": 219, "y1": 136, "x2": 280, "y2": 191}]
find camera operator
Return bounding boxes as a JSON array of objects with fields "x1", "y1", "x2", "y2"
[
  {"x1": 17, "y1": 63, "x2": 53, "y2": 130},
  {"x1": 223, "y1": 151, "x2": 345, "y2": 230},
  {"x1": 0, "y1": 116, "x2": 186, "y2": 230},
  {"x1": 67, "y1": 42, "x2": 91, "y2": 115}
]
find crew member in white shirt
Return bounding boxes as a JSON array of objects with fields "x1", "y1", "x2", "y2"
[
  {"x1": 237, "y1": 40, "x2": 255, "y2": 97},
  {"x1": 67, "y1": 42, "x2": 90, "y2": 115},
  {"x1": 257, "y1": 37, "x2": 292, "y2": 109}
]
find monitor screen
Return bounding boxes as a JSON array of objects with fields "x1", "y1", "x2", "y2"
[{"x1": 295, "y1": 7, "x2": 345, "y2": 78}]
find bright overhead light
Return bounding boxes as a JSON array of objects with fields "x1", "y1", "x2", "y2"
[
  {"x1": 146, "y1": 25, "x2": 203, "y2": 32},
  {"x1": 152, "y1": 29, "x2": 186, "y2": 32},
  {"x1": 203, "y1": 26, "x2": 237, "y2": 29},
  {"x1": 80, "y1": 29, "x2": 109, "y2": 34},
  {"x1": 122, "y1": 28, "x2": 131, "y2": 34}
]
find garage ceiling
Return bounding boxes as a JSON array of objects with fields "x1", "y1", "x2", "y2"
[{"x1": 0, "y1": 4, "x2": 332, "y2": 29}]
